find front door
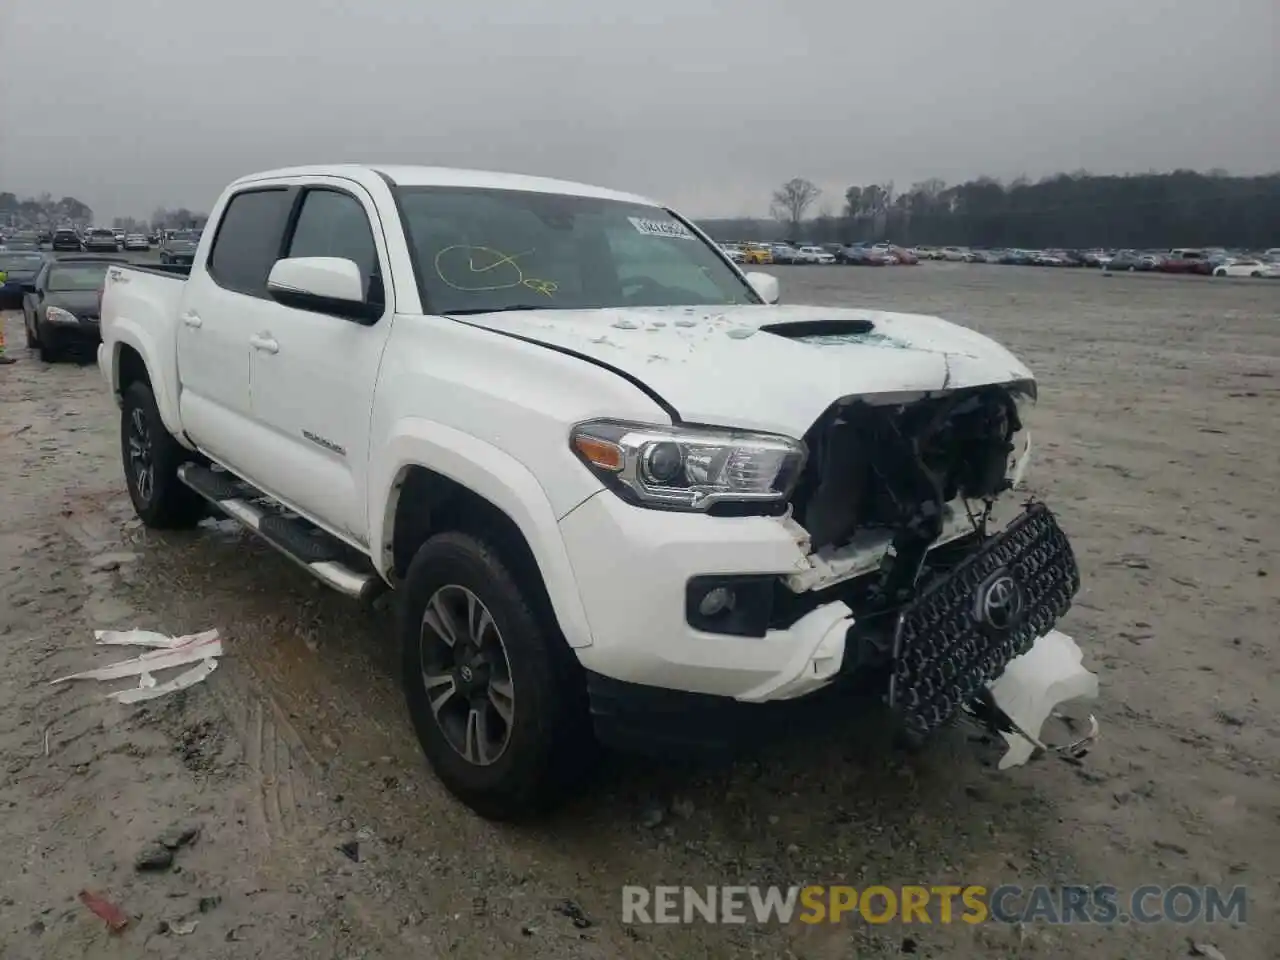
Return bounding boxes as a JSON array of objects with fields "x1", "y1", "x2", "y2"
[{"x1": 246, "y1": 182, "x2": 395, "y2": 545}]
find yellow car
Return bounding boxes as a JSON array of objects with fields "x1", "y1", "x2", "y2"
[{"x1": 742, "y1": 244, "x2": 774, "y2": 265}]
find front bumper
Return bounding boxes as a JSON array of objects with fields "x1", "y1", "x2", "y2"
[
  {"x1": 561, "y1": 490, "x2": 1090, "y2": 756},
  {"x1": 39, "y1": 313, "x2": 101, "y2": 346}
]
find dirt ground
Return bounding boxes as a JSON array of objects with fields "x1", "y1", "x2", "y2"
[{"x1": 1, "y1": 264, "x2": 1276, "y2": 960}]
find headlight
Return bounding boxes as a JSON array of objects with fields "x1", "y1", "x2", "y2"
[
  {"x1": 570, "y1": 419, "x2": 806, "y2": 512},
  {"x1": 45, "y1": 306, "x2": 78, "y2": 324}
]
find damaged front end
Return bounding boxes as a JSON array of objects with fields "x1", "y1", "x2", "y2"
[{"x1": 774, "y1": 381, "x2": 1098, "y2": 767}]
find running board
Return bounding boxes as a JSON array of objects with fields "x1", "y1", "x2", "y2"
[{"x1": 177, "y1": 463, "x2": 384, "y2": 602}]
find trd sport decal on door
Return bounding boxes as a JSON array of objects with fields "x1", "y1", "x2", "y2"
[{"x1": 302, "y1": 430, "x2": 347, "y2": 456}]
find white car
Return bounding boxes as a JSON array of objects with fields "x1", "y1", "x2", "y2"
[
  {"x1": 719, "y1": 243, "x2": 745, "y2": 264},
  {"x1": 124, "y1": 234, "x2": 150, "y2": 251},
  {"x1": 795, "y1": 245, "x2": 835, "y2": 264},
  {"x1": 1212, "y1": 259, "x2": 1280, "y2": 279},
  {"x1": 98, "y1": 163, "x2": 1096, "y2": 819}
]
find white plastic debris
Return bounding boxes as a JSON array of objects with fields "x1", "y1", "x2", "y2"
[
  {"x1": 51, "y1": 629, "x2": 222, "y2": 702},
  {"x1": 111, "y1": 659, "x2": 218, "y2": 704},
  {"x1": 94, "y1": 628, "x2": 217, "y2": 649},
  {"x1": 987, "y1": 629, "x2": 1099, "y2": 769}
]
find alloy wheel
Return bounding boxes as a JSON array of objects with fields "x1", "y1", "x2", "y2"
[
  {"x1": 127, "y1": 407, "x2": 154, "y2": 504},
  {"x1": 419, "y1": 585, "x2": 516, "y2": 766}
]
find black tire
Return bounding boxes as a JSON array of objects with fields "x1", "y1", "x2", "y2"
[
  {"x1": 400, "y1": 531, "x2": 592, "y2": 820},
  {"x1": 120, "y1": 381, "x2": 205, "y2": 528},
  {"x1": 24, "y1": 310, "x2": 38, "y2": 349},
  {"x1": 38, "y1": 332, "x2": 58, "y2": 363}
]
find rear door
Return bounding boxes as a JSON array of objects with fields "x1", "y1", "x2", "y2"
[
  {"x1": 177, "y1": 186, "x2": 294, "y2": 471},
  {"x1": 245, "y1": 179, "x2": 395, "y2": 544}
]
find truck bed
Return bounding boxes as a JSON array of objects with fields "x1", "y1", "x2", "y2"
[{"x1": 116, "y1": 262, "x2": 192, "y2": 279}]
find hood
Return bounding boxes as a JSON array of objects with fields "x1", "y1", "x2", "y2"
[
  {"x1": 45, "y1": 289, "x2": 100, "y2": 316},
  {"x1": 451, "y1": 303, "x2": 1033, "y2": 436}
]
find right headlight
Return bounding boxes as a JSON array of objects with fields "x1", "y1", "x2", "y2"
[{"x1": 570, "y1": 419, "x2": 806, "y2": 513}]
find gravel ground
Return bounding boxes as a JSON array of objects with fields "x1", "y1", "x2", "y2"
[{"x1": 0, "y1": 263, "x2": 1276, "y2": 959}]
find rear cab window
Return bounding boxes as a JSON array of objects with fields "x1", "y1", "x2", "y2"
[{"x1": 206, "y1": 188, "x2": 292, "y2": 296}]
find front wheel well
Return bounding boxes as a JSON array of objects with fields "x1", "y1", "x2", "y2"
[{"x1": 390, "y1": 467, "x2": 559, "y2": 635}]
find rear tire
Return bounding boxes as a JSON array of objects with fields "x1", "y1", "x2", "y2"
[
  {"x1": 400, "y1": 531, "x2": 593, "y2": 820},
  {"x1": 120, "y1": 381, "x2": 205, "y2": 528}
]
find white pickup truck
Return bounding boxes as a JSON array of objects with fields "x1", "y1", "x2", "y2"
[{"x1": 99, "y1": 164, "x2": 1097, "y2": 819}]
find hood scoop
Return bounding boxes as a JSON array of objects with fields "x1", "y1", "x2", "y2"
[{"x1": 760, "y1": 318, "x2": 876, "y2": 342}]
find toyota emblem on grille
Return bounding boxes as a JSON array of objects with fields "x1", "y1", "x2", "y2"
[{"x1": 975, "y1": 571, "x2": 1025, "y2": 631}]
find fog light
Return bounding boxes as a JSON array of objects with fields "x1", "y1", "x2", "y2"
[{"x1": 697, "y1": 587, "x2": 735, "y2": 618}]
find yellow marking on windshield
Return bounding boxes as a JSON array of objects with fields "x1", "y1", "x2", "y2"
[{"x1": 434, "y1": 245, "x2": 559, "y2": 298}]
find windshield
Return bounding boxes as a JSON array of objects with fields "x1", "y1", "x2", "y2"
[
  {"x1": 168, "y1": 232, "x2": 197, "y2": 243},
  {"x1": 89, "y1": 229, "x2": 113, "y2": 237},
  {"x1": 47, "y1": 263, "x2": 109, "y2": 291},
  {"x1": 395, "y1": 186, "x2": 758, "y2": 314}
]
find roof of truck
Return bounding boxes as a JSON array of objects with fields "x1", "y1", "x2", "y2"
[{"x1": 233, "y1": 164, "x2": 661, "y2": 208}]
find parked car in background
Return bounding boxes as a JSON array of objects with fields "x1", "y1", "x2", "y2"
[
  {"x1": 51, "y1": 228, "x2": 82, "y2": 252},
  {"x1": 843, "y1": 244, "x2": 889, "y2": 266},
  {"x1": 1032, "y1": 251, "x2": 1066, "y2": 267},
  {"x1": 889, "y1": 246, "x2": 919, "y2": 265},
  {"x1": 0, "y1": 250, "x2": 48, "y2": 306},
  {"x1": 741, "y1": 243, "x2": 773, "y2": 265},
  {"x1": 1213, "y1": 258, "x2": 1280, "y2": 279},
  {"x1": 1106, "y1": 251, "x2": 1144, "y2": 271},
  {"x1": 159, "y1": 230, "x2": 201, "y2": 266},
  {"x1": 770, "y1": 243, "x2": 800, "y2": 264},
  {"x1": 83, "y1": 228, "x2": 121, "y2": 252},
  {"x1": 1, "y1": 233, "x2": 41, "y2": 253},
  {"x1": 1157, "y1": 249, "x2": 1207, "y2": 274},
  {"x1": 718, "y1": 243, "x2": 745, "y2": 264},
  {"x1": 113, "y1": 229, "x2": 126, "y2": 247},
  {"x1": 38, "y1": 230, "x2": 53, "y2": 245},
  {"x1": 124, "y1": 234, "x2": 151, "y2": 251},
  {"x1": 22, "y1": 256, "x2": 124, "y2": 362},
  {"x1": 795, "y1": 245, "x2": 835, "y2": 265}
]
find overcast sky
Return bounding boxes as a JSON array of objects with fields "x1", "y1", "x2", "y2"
[{"x1": 2, "y1": 0, "x2": 1276, "y2": 222}]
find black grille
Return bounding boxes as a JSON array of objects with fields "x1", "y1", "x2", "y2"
[{"x1": 887, "y1": 502, "x2": 1079, "y2": 738}]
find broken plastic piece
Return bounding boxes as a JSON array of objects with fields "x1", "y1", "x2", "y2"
[
  {"x1": 50, "y1": 632, "x2": 221, "y2": 685},
  {"x1": 987, "y1": 629, "x2": 1099, "y2": 769},
  {"x1": 94, "y1": 628, "x2": 217, "y2": 649},
  {"x1": 79, "y1": 890, "x2": 129, "y2": 932},
  {"x1": 112, "y1": 659, "x2": 219, "y2": 704}
]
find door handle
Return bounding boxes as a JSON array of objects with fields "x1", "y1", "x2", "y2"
[
  {"x1": 249, "y1": 334, "x2": 279, "y2": 354},
  {"x1": 182, "y1": 312, "x2": 202, "y2": 328}
]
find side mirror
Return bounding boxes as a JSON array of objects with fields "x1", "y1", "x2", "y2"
[
  {"x1": 744, "y1": 271, "x2": 780, "y2": 304},
  {"x1": 267, "y1": 256, "x2": 381, "y2": 323}
]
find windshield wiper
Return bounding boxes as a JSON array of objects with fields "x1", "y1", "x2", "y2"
[{"x1": 444, "y1": 305, "x2": 549, "y2": 316}]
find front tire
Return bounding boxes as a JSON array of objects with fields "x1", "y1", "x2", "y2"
[
  {"x1": 400, "y1": 531, "x2": 591, "y2": 820},
  {"x1": 120, "y1": 381, "x2": 205, "y2": 528}
]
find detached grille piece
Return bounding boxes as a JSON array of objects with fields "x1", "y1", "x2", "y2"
[{"x1": 887, "y1": 503, "x2": 1079, "y2": 739}]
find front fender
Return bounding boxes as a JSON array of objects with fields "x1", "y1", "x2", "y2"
[{"x1": 371, "y1": 419, "x2": 596, "y2": 648}]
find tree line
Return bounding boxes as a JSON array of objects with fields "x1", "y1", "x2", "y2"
[
  {"x1": 699, "y1": 170, "x2": 1280, "y2": 250},
  {"x1": 0, "y1": 191, "x2": 94, "y2": 228}
]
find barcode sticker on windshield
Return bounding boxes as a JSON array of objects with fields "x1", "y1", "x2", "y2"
[{"x1": 628, "y1": 217, "x2": 694, "y2": 240}]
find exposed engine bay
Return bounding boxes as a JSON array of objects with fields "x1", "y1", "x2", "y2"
[{"x1": 777, "y1": 382, "x2": 1090, "y2": 755}]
